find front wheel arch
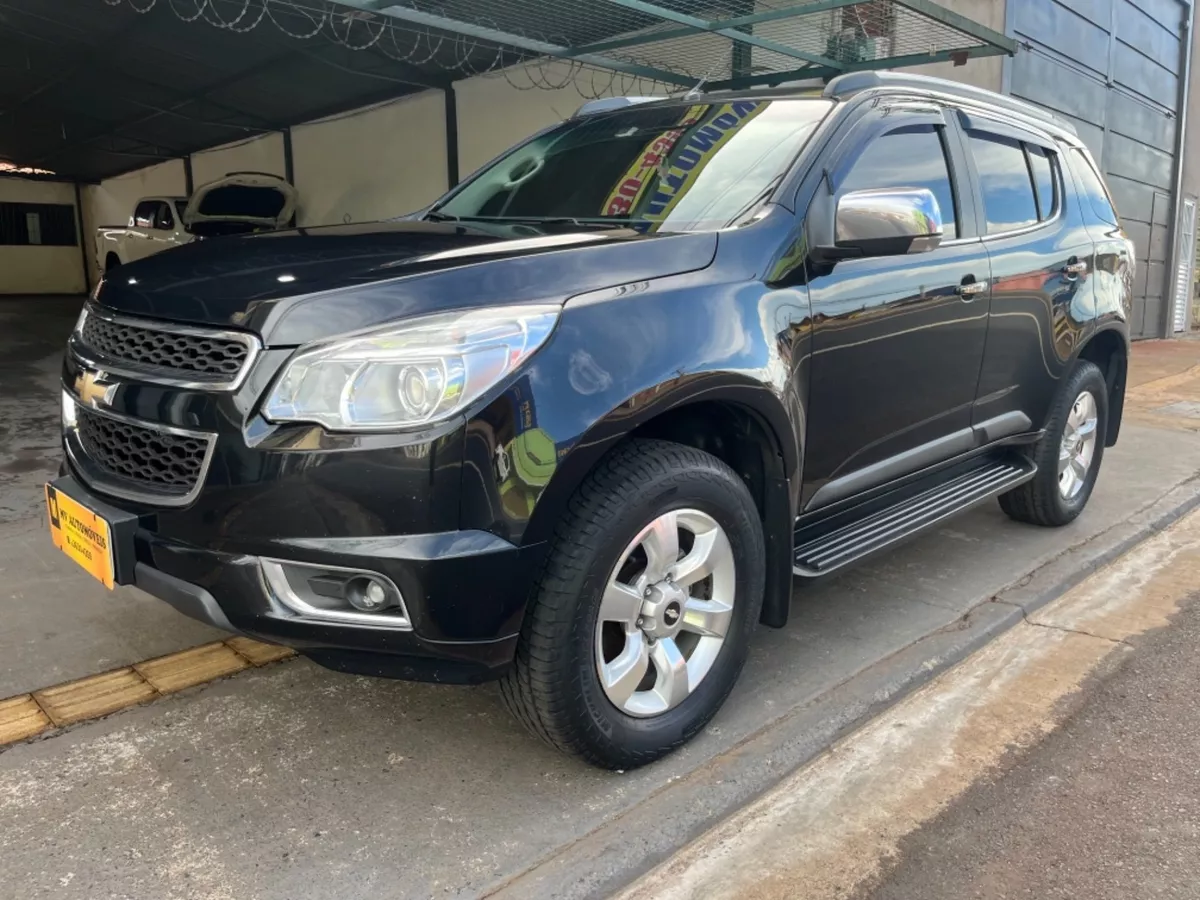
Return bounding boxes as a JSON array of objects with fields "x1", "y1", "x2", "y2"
[{"x1": 525, "y1": 381, "x2": 800, "y2": 628}]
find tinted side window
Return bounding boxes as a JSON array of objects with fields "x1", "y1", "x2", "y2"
[
  {"x1": 154, "y1": 202, "x2": 174, "y2": 230},
  {"x1": 133, "y1": 201, "x2": 156, "y2": 229},
  {"x1": 840, "y1": 125, "x2": 959, "y2": 240},
  {"x1": 968, "y1": 132, "x2": 1038, "y2": 234},
  {"x1": 1026, "y1": 145, "x2": 1057, "y2": 221},
  {"x1": 1070, "y1": 149, "x2": 1119, "y2": 226}
]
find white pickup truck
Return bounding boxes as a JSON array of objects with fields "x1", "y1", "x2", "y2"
[{"x1": 95, "y1": 172, "x2": 296, "y2": 273}]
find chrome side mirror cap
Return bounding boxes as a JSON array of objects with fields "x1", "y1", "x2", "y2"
[{"x1": 819, "y1": 187, "x2": 945, "y2": 262}]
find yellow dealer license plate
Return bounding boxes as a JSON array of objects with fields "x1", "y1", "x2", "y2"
[{"x1": 45, "y1": 483, "x2": 115, "y2": 589}]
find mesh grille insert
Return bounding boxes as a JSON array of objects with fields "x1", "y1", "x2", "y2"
[
  {"x1": 76, "y1": 408, "x2": 209, "y2": 494},
  {"x1": 81, "y1": 314, "x2": 250, "y2": 379}
]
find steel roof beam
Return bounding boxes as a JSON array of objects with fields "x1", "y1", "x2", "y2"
[
  {"x1": 573, "y1": 25, "x2": 700, "y2": 55},
  {"x1": 709, "y1": 42, "x2": 1011, "y2": 91},
  {"x1": 597, "y1": 0, "x2": 845, "y2": 70},
  {"x1": 719, "y1": 0, "x2": 882, "y2": 29},
  {"x1": 575, "y1": 0, "x2": 871, "y2": 55},
  {"x1": 838, "y1": 43, "x2": 1013, "y2": 71},
  {"x1": 341, "y1": 2, "x2": 695, "y2": 85}
]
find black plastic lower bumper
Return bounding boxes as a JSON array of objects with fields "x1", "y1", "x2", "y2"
[
  {"x1": 135, "y1": 562, "x2": 238, "y2": 632},
  {"x1": 53, "y1": 475, "x2": 538, "y2": 685}
]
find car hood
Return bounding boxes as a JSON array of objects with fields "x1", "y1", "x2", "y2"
[{"x1": 93, "y1": 220, "x2": 718, "y2": 346}]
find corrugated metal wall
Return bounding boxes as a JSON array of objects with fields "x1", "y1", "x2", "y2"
[{"x1": 1007, "y1": 0, "x2": 1189, "y2": 338}]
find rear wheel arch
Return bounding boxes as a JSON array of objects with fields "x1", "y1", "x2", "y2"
[
  {"x1": 1075, "y1": 327, "x2": 1127, "y2": 446},
  {"x1": 104, "y1": 252, "x2": 121, "y2": 272}
]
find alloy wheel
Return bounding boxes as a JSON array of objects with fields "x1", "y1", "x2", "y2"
[
  {"x1": 594, "y1": 509, "x2": 736, "y2": 718},
  {"x1": 1058, "y1": 389, "x2": 1099, "y2": 499}
]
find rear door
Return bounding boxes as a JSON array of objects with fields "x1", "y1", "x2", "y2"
[
  {"x1": 801, "y1": 106, "x2": 991, "y2": 511},
  {"x1": 959, "y1": 113, "x2": 1098, "y2": 436}
]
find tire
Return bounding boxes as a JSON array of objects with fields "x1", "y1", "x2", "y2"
[
  {"x1": 999, "y1": 359, "x2": 1108, "y2": 527},
  {"x1": 500, "y1": 438, "x2": 765, "y2": 769},
  {"x1": 105, "y1": 253, "x2": 121, "y2": 273}
]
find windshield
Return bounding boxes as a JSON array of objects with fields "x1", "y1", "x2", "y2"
[{"x1": 433, "y1": 98, "x2": 832, "y2": 233}]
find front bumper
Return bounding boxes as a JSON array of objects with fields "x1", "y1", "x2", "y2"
[{"x1": 53, "y1": 474, "x2": 542, "y2": 684}]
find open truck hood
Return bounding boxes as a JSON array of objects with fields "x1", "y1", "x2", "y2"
[{"x1": 183, "y1": 172, "x2": 297, "y2": 233}]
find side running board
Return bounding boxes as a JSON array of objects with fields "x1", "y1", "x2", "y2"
[{"x1": 794, "y1": 458, "x2": 1036, "y2": 577}]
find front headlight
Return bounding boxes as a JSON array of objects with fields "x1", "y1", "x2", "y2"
[{"x1": 262, "y1": 304, "x2": 560, "y2": 431}]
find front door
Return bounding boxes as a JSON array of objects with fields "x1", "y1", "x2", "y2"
[
  {"x1": 127, "y1": 200, "x2": 158, "y2": 262},
  {"x1": 802, "y1": 111, "x2": 991, "y2": 511}
]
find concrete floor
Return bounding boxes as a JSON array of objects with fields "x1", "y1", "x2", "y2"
[
  {"x1": 2, "y1": 300, "x2": 1200, "y2": 899},
  {"x1": 0, "y1": 295, "x2": 80, "y2": 523},
  {"x1": 0, "y1": 296, "x2": 226, "y2": 690}
]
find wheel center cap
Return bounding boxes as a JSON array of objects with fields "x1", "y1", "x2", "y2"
[{"x1": 640, "y1": 582, "x2": 687, "y2": 640}]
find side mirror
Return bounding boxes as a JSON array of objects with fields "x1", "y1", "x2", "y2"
[{"x1": 814, "y1": 187, "x2": 944, "y2": 263}]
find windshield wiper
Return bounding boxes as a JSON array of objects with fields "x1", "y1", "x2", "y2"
[
  {"x1": 503, "y1": 216, "x2": 632, "y2": 229},
  {"x1": 423, "y1": 212, "x2": 631, "y2": 229},
  {"x1": 726, "y1": 175, "x2": 786, "y2": 226}
]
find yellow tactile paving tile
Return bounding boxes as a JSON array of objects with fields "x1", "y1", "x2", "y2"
[
  {"x1": 34, "y1": 668, "x2": 157, "y2": 726},
  {"x1": 134, "y1": 642, "x2": 250, "y2": 694},
  {"x1": 1, "y1": 636, "x2": 299, "y2": 748},
  {"x1": 0, "y1": 695, "x2": 52, "y2": 743},
  {"x1": 225, "y1": 636, "x2": 296, "y2": 666}
]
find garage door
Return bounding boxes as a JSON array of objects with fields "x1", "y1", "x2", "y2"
[{"x1": 1007, "y1": 0, "x2": 1188, "y2": 338}]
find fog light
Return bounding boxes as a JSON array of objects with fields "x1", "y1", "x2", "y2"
[
  {"x1": 260, "y1": 558, "x2": 410, "y2": 629},
  {"x1": 348, "y1": 577, "x2": 391, "y2": 612}
]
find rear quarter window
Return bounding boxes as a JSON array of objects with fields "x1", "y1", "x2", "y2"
[
  {"x1": 1069, "y1": 148, "x2": 1120, "y2": 226},
  {"x1": 1026, "y1": 145, "x2": 1057, "y2": 221}
]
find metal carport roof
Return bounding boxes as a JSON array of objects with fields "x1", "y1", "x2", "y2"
[{"x1": 0, "y1": 0, "x2": 1015, "y2": 183}]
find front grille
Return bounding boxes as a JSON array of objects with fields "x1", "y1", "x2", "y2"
[
  {"x1": 77, "y1": 307, "x2": 257, "y2": 388},
  {"x1": 76, "y1": 407, "x2": 210, "y2": 494}
]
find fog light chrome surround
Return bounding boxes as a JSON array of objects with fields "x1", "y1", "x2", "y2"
[{"x1": 260, "y1": 558, "x2": 412, "y2": 629}]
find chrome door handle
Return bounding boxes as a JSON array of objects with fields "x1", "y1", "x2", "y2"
[
  {"x1": 957, "y1": 280, "x2": 989, "y2": 297},
  {"x1": 1063, "y1": 261, "x2": 1088, "y2": 276}
]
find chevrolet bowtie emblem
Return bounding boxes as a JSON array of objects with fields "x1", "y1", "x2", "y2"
[{"x1": 74, "y1": 369, "x2": 119, "y2": 409}]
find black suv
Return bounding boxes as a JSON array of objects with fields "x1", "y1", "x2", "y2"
[{"x1": 52, "y1": 72, "x2": 1132, "y2": 769}]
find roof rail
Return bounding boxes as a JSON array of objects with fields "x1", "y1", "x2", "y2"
[
  {"x1": 822, "y1": 71, "x2": 1076, "y2": 136},
  {"x1": 572, "y1": 96, "x2": 666, "y2": 117}
]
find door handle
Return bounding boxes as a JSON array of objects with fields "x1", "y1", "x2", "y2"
[
  {"x1": 957, "y1": 279, "x2": 989, "y2": 298},
  {"x1": 1063, "y1": 261, "x2": 1088, "y2": 277}
]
